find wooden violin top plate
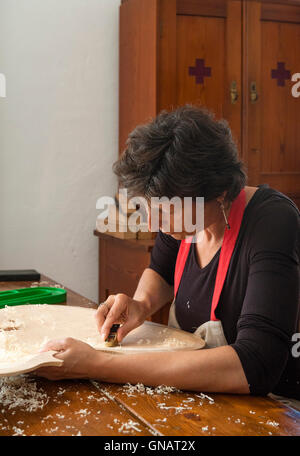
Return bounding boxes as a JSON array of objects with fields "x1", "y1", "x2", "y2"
[{"x1": 0, "y1": 304, "x2": 205, "y2": 376}]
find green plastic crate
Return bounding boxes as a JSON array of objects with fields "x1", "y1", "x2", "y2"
[{"x1": 0, "y1": 287, "x2": 66, "y2": 309}]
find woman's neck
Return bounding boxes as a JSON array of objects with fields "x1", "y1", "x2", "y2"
[{"x1": 196, "y1": 200, "x2": 232, "y2": 245}]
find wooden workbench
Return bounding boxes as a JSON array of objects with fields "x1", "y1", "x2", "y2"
[{"x1": 0, "y1": 276, "x2": 299, "y2": 436}]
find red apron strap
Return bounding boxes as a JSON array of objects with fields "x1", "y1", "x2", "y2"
[
  {"x1": 174, "y1": 238, "x2": 192, "y2": 297},
  {"x1": 210, "y1": 188, "x2": 246, "y2": 321},
  {"x1": 174, "y1": 188, "x2": 246, "y2": 321}
]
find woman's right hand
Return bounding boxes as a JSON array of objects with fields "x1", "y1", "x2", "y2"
[{"x1": 95, "y1": 293, "x2": 149, "y2": 343}]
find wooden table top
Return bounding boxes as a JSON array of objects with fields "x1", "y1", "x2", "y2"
[{"x1": 0, "y1": 275, "x2": 299, "y2": 436}]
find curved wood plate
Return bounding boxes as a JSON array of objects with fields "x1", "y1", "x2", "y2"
[
  {"x1": 0, "y1": 304, "x2": 205, "y2": 376},
  {"x1": 0, "y1": 351, "x2": 63, "y2": 377}
]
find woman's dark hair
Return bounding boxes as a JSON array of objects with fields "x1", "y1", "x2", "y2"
[{"x1": 113, "y1": 105, "x2": 247, "y2": 202}]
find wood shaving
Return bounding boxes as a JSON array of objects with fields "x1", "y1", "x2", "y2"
[
  {"x1": 12, "y1": 426, "x2": 25, "y2": 436},
  {"x1": 266, "y1": 420, "x2": 279, "y2": 427},
  {"x1": 75, "y1": 409, "x2": 91, "y2": 417},
  {"x1": 183, "y1": 397, "x2": 195, "y2": 403},
  {"x1": 195, "y1": 392, "x2": 215, "y2": 404},
  {"x1": 118, "y1": 419, "x2": 142, "y2": 433},
  {"x1": 92, "y1": 384, "x2": 115, "y2": 401},
  {"x1": 56, "y1": 388, "x2": 66, "y2": 396},
  {"x1": 148, "y1": 428, "x2": 160, "y2": 436},
  {"x1": 156, "y1": 402, "x2": 192, "y2": 414}
]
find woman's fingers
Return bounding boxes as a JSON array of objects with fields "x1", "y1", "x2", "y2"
[
  {"x1": 94, "y1": 295, "x2": 115, "y2": 332},
  {"x1": 95, "y1": 293, "x2": 141, "y2": 342},
  {"x1": 117, "y1": 317, "x2": 140, "y2": 342},
  {"x1": 100, "y1": 294, "x2": 128, "y2": 341}
]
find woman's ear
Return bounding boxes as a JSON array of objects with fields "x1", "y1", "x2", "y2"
[{"x1": 216, "y1": 190, "x2": 228, "y2": 204}]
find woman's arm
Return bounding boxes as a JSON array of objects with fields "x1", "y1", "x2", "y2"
[
  {"x1": 230, "y1": 201, "x2": 300, "y2": 396},
  {"x1": 36, "y1": 338, "x2": 249, "y2": 394},
  {"x1": 99, "y1": 345, "x2": 250, "y2": 394},
  {"x1": 133, "y1": 268, "x2": 174, "y2": 315}
]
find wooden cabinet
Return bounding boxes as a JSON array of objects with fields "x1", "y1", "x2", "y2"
[
  {"x1": 95, "y1": 0, "x2": 300, "y2": 318},
  {"x1": 243, "y1": 1, "x2": 300, "y2": 206},
  {"x1": 120, "y1": 0, "x2": 300, "y2": 206}
]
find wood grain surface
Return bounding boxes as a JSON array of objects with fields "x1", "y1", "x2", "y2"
[
  {"x1": 0, "y1": 276, "x2": 299, "y2": 436},
  {"x1": 101, "y1": 383, "x2": 300, "y2": 436}
]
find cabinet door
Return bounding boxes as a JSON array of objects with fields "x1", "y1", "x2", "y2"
[
  {"x1": 119, "y1": 0, "x2": 158, "y2": 155},
  {"x1": 243, "y1": 1, "x2": 300, "y2": 207},
  {"x1": 158, "y1": 0, "x2": 242, "y2": 151}
]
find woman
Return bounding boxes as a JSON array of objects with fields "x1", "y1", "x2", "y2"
[{"x1": 36, "y1": 106, "x2": 300, "y2": 402}]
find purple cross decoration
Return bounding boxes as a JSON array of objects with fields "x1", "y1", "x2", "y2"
[
  {"x1": 271, "y1": 62, "x2": 291, "y2": 87},
  {"x1": 189, "y1": 59, "x2": 212, "y2": 84}
]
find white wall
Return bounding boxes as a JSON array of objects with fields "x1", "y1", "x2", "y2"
[{"x1": 0, "y1": 0, "x2": 120, "y2": 302}]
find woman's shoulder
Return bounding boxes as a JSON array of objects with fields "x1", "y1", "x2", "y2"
[
  {"x1": 243, "y1": 184, "x2": 299, "y2": 258},
  {"x1": 245, "y1": 183, "x2": 300, "y2": 222},
  {"x1": 155, "y1": 230, "x2": 181, "y2": 251}
]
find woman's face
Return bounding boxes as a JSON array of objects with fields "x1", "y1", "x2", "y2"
[{"x1": 147, "y1": 196, "x2": 224, "y2": 240}]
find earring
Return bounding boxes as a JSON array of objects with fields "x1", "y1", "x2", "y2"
[{"x1": 220, "y1": 201, "x2": 230, "y2": 230}]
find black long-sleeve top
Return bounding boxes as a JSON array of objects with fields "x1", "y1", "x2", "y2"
[{"x1": 149, "y1": 184, "x2": 300, "y2": 399}]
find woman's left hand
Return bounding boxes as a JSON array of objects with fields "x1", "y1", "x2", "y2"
[{"x1": 33, "y1": 338, "x2": 103, "y2": 380}]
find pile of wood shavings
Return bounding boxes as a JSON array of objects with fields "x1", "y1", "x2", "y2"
[
  {"x1": 0, "y1": 375, "x2": 49, "y2": 412},
  {"x1": 121, "y1": 383, "x2": 181, "y2": 397},
  {"x1": 0, "y1": 334, "x2": 48, "y2": 364},
  {"x1": 0, "y1": 306, "x2": 50, "y2": 364}
]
